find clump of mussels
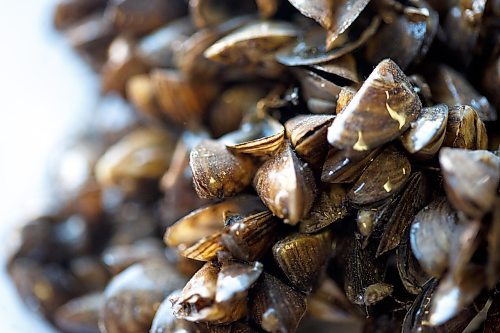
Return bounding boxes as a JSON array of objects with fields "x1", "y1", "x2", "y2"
[{"x1": 9, "y1": 0, "x2": 500, "y2": 332}]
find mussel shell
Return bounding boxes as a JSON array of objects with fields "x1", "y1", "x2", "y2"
[
  {"x1": 439, "y1": 148, "x2": 500, "y2": 219},
  {"x1": 321, "y1": 147, "x2": 380, "y2": 184},
  {"x1": 401, "y1": 103, "x2": 448, "y2": 155},
  {"x1": 348, "y1": 146, "x2": 411, "y2": 206},
  {"x1": 220, "y1": 116, "x2": 285, "y2": 156},
  {"x1": 172, "y1": 261, "x2": 259, "y2": 324},
  {"x1": 54, "y1": 0, "x2": 107, "y2": 30},
  {"x1": 376, "y1": 171, "x2": 429, "y2": 257},
  {"x1": 287, "y1": 0, "x2": 371, "y2": 50},
  {"x1": 285, "y1": 115, "x2": 335, "y2": 166},
  {"x1": 94, "y1": 127, "x2": 175, "y2": 196},
  {"x1": 341, "y1": 234, "x2": 385, "y2": 306},
  {"x1": 126, "y1": 74, "x2": 164, "y2": 121},
  {"x1": 189, "y1": 0, "x2": 257, "y2": 28},
  {"x1": 310, "y1": 54, "x2": 360, "y2": 83},
  {"x1": 179, "y1": 232, "x2": 225, "y2": 262},
  {"x1": 54, "y1": 293, "x2": 102, "y2": 333},
  {"x1": 327, "y1": 59, "x2": 422, "y2": 151},
  {"x1": 136, "y1": 17, "x2": 195, "y2": 68},
  {"x1": 105, "y1": 0, "x2": 186, "y2": 35},
  {"x1": 204, "y1": 20, "x2": 300, "y2": 73},
  {"x1": 253, "y1": 142, "x2": 317, "y2": 225},
  {"x1": 99, "y1": 259, "x2": 187, "y2": 333},
  {"x1": 273, "y1": 230, "x2": 333, "y2": 292},
  {"x1": 410, "y1": 198, "x2": 457, "y2": 277},
  {"x1": 427, "y1": 65, "x2": 497, "y2": 122},
  {"x1": 250, "y1": 272, "x2": 307, "y2": 333},
  {"x1": 300, "y1": 184, "x2": 350, "y2": 233},
  {"x1": 442, "y1": 105, "x2": 488, "y2": 149},
  {"x1": 293, "y1": 68, "x2": 341, "y2": 114},
  {"x1": 190, "y1": 139, "x2": 257, "y2": 199},
  {"x1": 151, "y1": 68, "x2": 219, "y2": 126},
  {"x1": 363, "y1": 283, "x2": 394, "y2": 306},
  {"x1": 484, "y1": 294, "x2": 500, "y2": 333},
  {"x1": 276, "y1": 17, "x2": 380, "y2": 66},
  {"x1": 222, "y1": 211, "x2": 278, "y2": 261},
  {"x1": 164, "y1": 195, "x2": 265, "y2": 248},
  {"x1": 396, "y1": 225, "x2": 430, "y2": 295},
  {"x1": 209, "y1": 85, "x2": 267, "y2": 138},
  {"x1": 487, "y1": 198, "x2": 500, "y2": 288}
]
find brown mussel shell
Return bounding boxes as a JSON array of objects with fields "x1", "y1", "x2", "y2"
[
  {"x1": 300, "y1": 184, "x2": 349, "y2": 234},
  {"x1": 276, "y1": 17, "x2": 380, "y2": 66},
  {"x1": 348, "y1": 146, "x2": 411, "y2": 206},
  {"x1": 220, "y1": 116, "x2": 285, "y2": 156},
  {"x1": 99, "y1": 259, "x2": 187, "y2": 333},
  {"x1": 287, "y1": 0, "x2": 371, "y2": 50},
  {"x1": 254, "y1": 142, "x2": 317, "y2": 225},
  {"x1": 273, "y1": 230, "x2": 333, "y2": 292},
  {"x1": 401, "y1": 104, "x2": 448, "y2": 158},
  {"x1": 321, "y1": 147, "x2": 380, "y2": 184},
  {"x1": 190, "y1": 139, "x2": 257, "y2": 199},
  {"x1": 250, "y1": 272, "x2": 307, "y2": 333},
  {"x1": 285, "y1": 114, "x2": 335, "y2": 166},
  {"x1": 179, "y1": 232, "x2": 226, "y2": 262},
  {"x1": 164, "y1": 195, "x2": 265, "y2": 248},
  {"x1": 327, "y1": 59, "x2": 422, "y2": 151},
  {"x1": 442, "y1": 104, "x2": 488, "y2": 150},
  {"x1": 54, "y1": 293, "x2": 102, "y2": 333},
  {"x1": 439, "y1": 148, "x2": 500, "y2": 219},
  {"x1": 222, "y1": 210, "x2": 279, "y2": 261},
  {"x1": 427, "y1": 65, "x2": 497, "y2": 122},
  {"x1": 151, "y1": 69, "x2": 219, "y2": 127},
  {"x1": 410, "y1": 198, "x2": 457, "y2": 277}
]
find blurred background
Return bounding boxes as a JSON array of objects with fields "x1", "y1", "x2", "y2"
[{"x1": 0, "y1": 0, "x2": 98, "y2": 331}]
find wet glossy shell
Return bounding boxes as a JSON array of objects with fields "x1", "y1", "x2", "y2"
[
  {"x1": 327, "y1": 59, "x2": 422, "y2": 151},
  {"x1": 348, "y1": 146, "x2": 411, "y2": 206},
  {"x1": 442, "y1": 105, "x2": 488, "y2": 150},
  {"x1": 439, "y1": 148, "x2": 500, "y2": 219},
  {"x1": 253, "y1": 142, "x2": 317, "y2": 225},
  {"x1": 190, "y1": 139, "x2": 256, "y2": 199}
]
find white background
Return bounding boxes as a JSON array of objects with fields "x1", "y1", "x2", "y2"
[{"x1": 0, "y1": 0, "x2": 98, "y2": 331}]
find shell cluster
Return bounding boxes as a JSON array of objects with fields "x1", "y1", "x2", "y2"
[{"x1": 9, "y1": 0, "x2": 500, "y2": 333}]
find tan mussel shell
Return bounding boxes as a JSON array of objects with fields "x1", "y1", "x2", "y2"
[
  {"x1": 250, "y1": 272, "x2": 307, "y2": 333},
  {"x1": 54, "y1": 293, "x2": 102, "y2": 333},
  {"x1": 164, "y1": 195, "x2": 265, "y2": 249},
  {"x1": 401, "y1": 104, "x2": 448, "y2": 159},
  {"x1": 105, "y1": 0, "x2": 186, "y2": 35},
  {"x1": 427, "y1": 65, "x2": 497, "y2": 121},
  {"x1": 189, "y1": 0, "x2": 257, "y2": 29},
  {"x1": 287, "y1": 0, "x2": 371, "y2": 50},
  {"x1": 300, "y1": 184, "x2": 349, "y2": 234},
  {"x1": 327, "y1": 59, "x2": 422, "y2": 151},
  {"x1": 204, "y1": 20, "x2": 300, "y2": 76},
  {"x1": 179, "y1": 232, "x2": 225, "y2": 262},
  {"x1": 273, "y1": 230, "x2": 333, "y2": 292},
  {"x1": 439, "y1": 148, "x2": 500, "y2": 219},
  {"x1": 348, "y1": 146, "x2": 412, "y2": 206},
  {"x1": 151, "y1": 69, "x2": 219, "y2": 127},
  {"x1": 253, "y1": 142, "x2": 317, "y2": 225},
  {"x1": 171, "y1": 261, "x2": 262, "y2": 324},
  {"x1": 442, "y1": 105, "x2": 488, "y2": 150},
  {"x1": 410, "y1": 198, "x2": 457, "y2": 278},
  {"x1": 101, "y1": 37, "x2": 148, "y2": 95},
  {"x1": 208, "y1": 85, "x2": 267, "y2": 138},
  {"x1": 221, "y1": 210, "x2": 279, "y2": 261},
  {"x1": 126, "y1": 74, "x2": 164, "y2": 122},
  {"x1": 285, "y1": 114, "x2": 335, "y2": 166},
  {"x1": 99, "y1": 258, "x2": 187, "y2": 333},
  {"x1": 220, "y1": 116, "x2": 285, "y2": 156},
  {"x1": 335, "y1": 86, "x2": 357, "y2": 114},
  {"x1": 94, "y1": 127, "x2": 175, "y2": 196},
  {"x1": 190, "y1": 139, "x2": 257, "y2": 199}
]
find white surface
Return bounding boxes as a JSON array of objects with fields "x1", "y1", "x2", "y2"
[{"x1": 0, "y1": 0, "x2": 98, "y2": 331}]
